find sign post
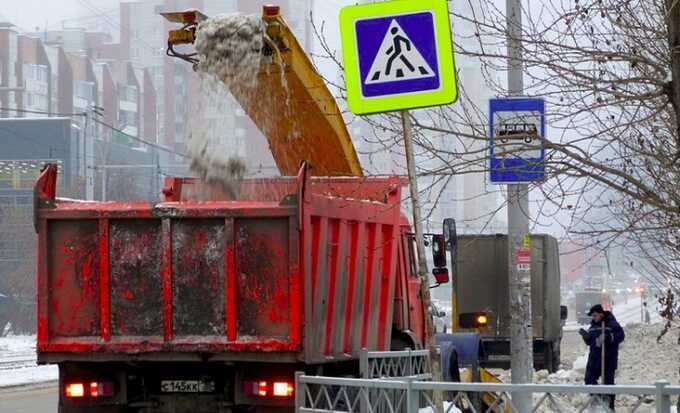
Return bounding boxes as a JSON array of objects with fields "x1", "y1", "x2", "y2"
[
  {"x1": 489, "y1": 94, "x2": 545, "y2": 410},
  {"x1": 341, "y1": 2, "x2": 457, "y2": 410}
]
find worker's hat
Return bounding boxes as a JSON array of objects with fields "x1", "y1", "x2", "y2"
[{"x1": 587, "y1": 304, "x2": 605, "y2": 316}]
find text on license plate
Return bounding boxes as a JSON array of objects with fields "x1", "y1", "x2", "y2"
[{"x1": 160, "y1": 380, "x2": 215, "y2": 393}]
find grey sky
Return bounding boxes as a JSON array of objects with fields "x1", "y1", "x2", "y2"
[{"x1": 2, "y1": 0, "x2": 120, "y2": 32}]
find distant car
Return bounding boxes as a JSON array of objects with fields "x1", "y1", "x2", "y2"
[{"x1": 574, "y1": 289, "x2": 612, "y2": 324}]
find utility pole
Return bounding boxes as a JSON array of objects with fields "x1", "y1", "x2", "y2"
[
  {"x1": 506, "y1": 0, "x2": 534, "y2": 410},
  {"x1": 401, "y1": 110, "x2": 443, "y2": 411}
]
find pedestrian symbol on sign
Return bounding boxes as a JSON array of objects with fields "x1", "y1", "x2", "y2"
[
  {"x1": 339, "y1": 0, "x2": 458, "y2": 114},
  {"x1": 365, "y1": 20, "x2": 435, "y2": 85}
]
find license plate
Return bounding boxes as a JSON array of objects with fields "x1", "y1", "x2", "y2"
[{"x1": 160, "y1": 380, "x2": 215, "y2": 393}]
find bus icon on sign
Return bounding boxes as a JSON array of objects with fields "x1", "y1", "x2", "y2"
[
  {"x1": 498, "y1": 123, "x2": 538, "y2": 144},
  {"x1": 489, "y1": 98, "x2": 545, "y2": 183}
]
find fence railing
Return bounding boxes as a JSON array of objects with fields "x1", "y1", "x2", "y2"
[
  {"x1": 295, "y1": 374, "x2": 680, "y2": 413},
  {"x1": 360, "y1": 349, "x2": 432, "y2": 380}
]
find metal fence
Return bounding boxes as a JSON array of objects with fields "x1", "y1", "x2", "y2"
[
  {"x1": 296, "y1": 375, "x2": 680, "y2": 413},
  {"x1": 360, "y1": 349, "x2": 432, "y2": 380}
]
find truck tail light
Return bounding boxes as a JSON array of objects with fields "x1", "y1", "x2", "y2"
[
  {"x1": 89, "y1": 381, "x2": 115, "y2": 398},
  {"x1": 65, "y1": 383, "x2": 85, "y2": 398},
  {"x1": 244, "y1": 380, "x2": 268, "y2": 397},
  {"x1": 272, "y1": 381, "x2": 294, "y2": 397},
  {"x1": 244, "y1": 380, "x2": 294, "y2": 398},
  {"x1": 65, "y1": 381, "x2": 114, "y2": 399}
]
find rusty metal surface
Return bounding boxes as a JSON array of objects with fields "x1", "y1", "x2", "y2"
[
  {"x1": 47, "y1": 220, "x2": 100, "y2": 338},
  {"x1": 36, "y1": 168, "x2": 419, "y2": 362},
  {"x1": 172, "y1": 219, "x2": 226, "y2": 337},
  {"x1": 236, "y1": 218, "x2": 290, "y2": 339},
  {"x1": 110, "y1": 220, "x2": 163, "y2": 337}
]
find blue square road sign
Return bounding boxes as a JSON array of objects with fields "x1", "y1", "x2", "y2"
[{"x1": 489, "y1": 98, "x2": 546, "y2": 183}]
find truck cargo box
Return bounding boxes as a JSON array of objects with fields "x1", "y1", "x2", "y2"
[
  {"x1": 35, "y1": 165, "x2": 405, "y2": 364},
  {"x1": 454, "y1": 234, "x2": 562, "y2": 341}
]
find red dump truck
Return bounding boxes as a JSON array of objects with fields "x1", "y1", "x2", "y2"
[{"x1": 34, "y1": 164, "x2": 449, "y2": 413}]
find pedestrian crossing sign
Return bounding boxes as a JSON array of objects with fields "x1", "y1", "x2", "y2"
[{"x1": 340, "y1": 0, "x2": 457, "y2": 115}]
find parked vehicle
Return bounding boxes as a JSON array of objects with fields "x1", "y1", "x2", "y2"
[
  {"x1": 449, "y1": 232, "x2": 566, "y2": 372},
  {"x1": 34, "y1": 164, "x2": 451, "y2": 413}
]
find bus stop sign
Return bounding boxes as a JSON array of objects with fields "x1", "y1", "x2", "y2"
[
  {"x1": 489, "y1": 98, "x2": 546, "y2": 183},
  {"x1": 340, "y1": 0, "x2": 457, "y2": 115}
]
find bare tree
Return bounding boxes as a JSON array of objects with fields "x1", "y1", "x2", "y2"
[{"x1": 311, "y1": 0, "x2": 680, "y2": 321}]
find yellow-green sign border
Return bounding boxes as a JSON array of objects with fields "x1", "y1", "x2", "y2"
[{"x1": 339, "y1": 0, "x2": 457, "y2": 115}]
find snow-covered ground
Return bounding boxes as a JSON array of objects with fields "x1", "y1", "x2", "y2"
[
  {"x1": 497, "y1": 322, "x2": 680, "y2": 412},
  {"x1": 0, "y1": 335, "x2": 57, "y2": 388}
]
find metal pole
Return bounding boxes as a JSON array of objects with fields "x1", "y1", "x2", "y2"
[
  {"x1": 506, "y1": 0, "x2": 534, "y2": 410},
  {"x1": 655, "y1": 380, "x2": 671, "y2": 413},
  {"x1": 401, "y1": 110, "x2": 443, "y2": 412},
  {"x1": 641, "y1": 293, "x2": 644, "y2": 324},
  {"x1": 102, "y1": 167, "x2": 107, "y2": 202}
]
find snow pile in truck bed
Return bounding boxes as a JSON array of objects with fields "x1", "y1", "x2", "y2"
[{"x1": 0, "y1": 335, "x2": 57, "y2": 388}]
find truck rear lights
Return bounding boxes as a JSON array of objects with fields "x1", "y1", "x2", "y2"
[
  {"x1": 65, "y1": 383, "x2": 85, "y2": 398},
  {"x1": 272, "y1": 381, "x2": 294, "y2": 397},
  {"x1": 89, "y1": 381, "x2": 115, "y2": 398},
  {"x1": 65, "y1": 381, "x2": 114, "y2": 398},
  {"x1": 244, "y1": 380, "x2": 268, "y2": 397},
  {"x1": 244, "y1": 380, "x2": 294, "y2": 398}
]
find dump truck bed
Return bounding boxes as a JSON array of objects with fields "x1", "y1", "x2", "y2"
[{"x1": 35, "y1": 165, "x2": 403, "y2": 364}]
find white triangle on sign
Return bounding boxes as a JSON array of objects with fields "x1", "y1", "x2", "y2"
[{"x1": 364, "y1": 19, "x2": 436, "y2": 85}]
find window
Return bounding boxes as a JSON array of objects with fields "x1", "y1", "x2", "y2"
[
  {"x1": 74, "y1": 81, "x2": 95, "y2": 101},
  {"x1": 119, "y1": 85, "x2": 138, "y2": 102},
  {"x1": 0, "y1": 160, "x2": 63, "y2": 191},
  {"x1": 406, "y1": 235, "x2": 419, "y2": 278}
]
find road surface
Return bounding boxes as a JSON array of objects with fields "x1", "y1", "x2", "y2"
[{"x1": 0, "y1": 386, "x2": 57, "y2": 413}]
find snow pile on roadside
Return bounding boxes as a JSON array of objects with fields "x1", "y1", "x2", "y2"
[
  {"x1": 616, "y1": 323, "x2": 679, "y2": 385},
  {"x1": 563, "y1": 323, "x2": 678, "y2": 385},
  {"x1": 496, "y1": 323, "x2": 678, "y2": 412},
  {"x1": 0, "y1": 364, "x2": 58, "y2": 388},
  {"x1": 0, "y1": 335, "x2": 35, "y2": 354},
  {"x1": 0, "y1": 335, "x2": 57, "y2": 389}
]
